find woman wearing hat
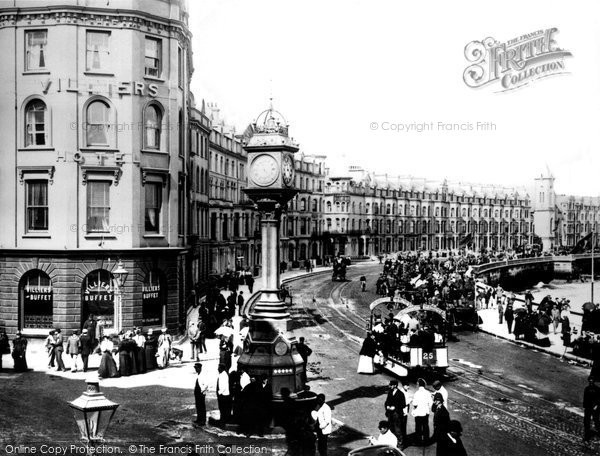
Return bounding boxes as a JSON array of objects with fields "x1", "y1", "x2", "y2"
[
  {"x1": 357, "y1": 332, "x2": 377, "y2": 374},
  {"x1": 11, "y1": 331, "x2": 28, "y2": 372},
  {"x1": 98, "y1": 335, "x2": 118, "y2": 378}
]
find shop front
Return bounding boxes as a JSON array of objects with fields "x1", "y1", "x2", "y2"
[
  {"x1": 142, "y1": 270, "x2": 166, "y2": 328},
  {"x1": 19, "y1": 270, "x2": 53, "y2": 333},
  {"x1": 81, "y1": 269, "x2": 115, "y2": 337}
]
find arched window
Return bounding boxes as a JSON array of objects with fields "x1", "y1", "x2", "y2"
[
  {"x1": 25, "y1": 100, "x2": 48, "y2": 146},
  {"x1": 144, "y1": 104, "x2": 162, "y2": 149},
  {"x1": 86, "y1": 100, "x2": 111, "y2": 146},
  {"x1": 20, "y1": 270, "x2": 53, "y2": 329},
  {"x1": 81, "y1": 269, "x2": 114, "y2": 330}
]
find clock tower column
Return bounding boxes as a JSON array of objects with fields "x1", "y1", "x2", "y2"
[{"x1": 238, "y1": 106, "x2": 307, "y2": 397}]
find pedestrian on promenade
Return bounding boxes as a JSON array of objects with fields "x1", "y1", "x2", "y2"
[
  {"x1": 497, "y1": 298, "x2": 504, "y2": 325},
  {"x1": 551, "y1": 305, "x2": 561, "y2": 334},
  {"x1": 188, "y1": 321, "x2": 200, "y2": 361},
  {"x1": 504, "y1": 301, "x2": 514, "y2": 335},
  {"x1": 237, "y1": 291, "x2": 245, "y2": 317},
  {"x1": 54, "y1": 328, "x2": 67, "y2": 371},
  {"x1": 584, "y1": 376, "x2": 600, "y2": 441},
  {"x1": 82, "y1": 314, "x2": 97, "y2": 347},
  {"x1": 384, "y1": 379, "x2": 405, "y2": 447},
  {"x1": 437, "y1": 420, "x2": 468, "y2": 455},
  {"x1": 144, "y1": 329, "x2": 158, "y2": 371},
  {"x1": 432, "y1": 392, "x2": 450, "y2": 452},
  {"x1": 216, "y1": 363, "x2": 232, "y2": 424},
  {"x1": 79, "y1": 329, "x2": 93, "y2": 372},
  {"x1": 411, "y1": 378, "x2": 433, "y2": 446},
  {"x1": 44, "y1": 330, "x2": 56, "y2": 369},
  {"x1": 399, "y1": 382, "x2": 411, "y2": 443},
  {"x1": 133, "y1": 328, "x2": 146, "y2": 373},
  {"x1": 360, "y1": 275, "x2": 367, "y2": 292},
  {"x1": 194, "y1": 363, "x2": 208, "y2": 426},
  {"x1": 246, "y1": 274, "x2": 254, "y2": 294},
  {"x1": 524, "y1": 291, "x2": 534, "y2": 314},
  {"x1": 561, "y1": 314, "x2": 572, "y2": 349},
  {"x1": 197, "y1": 319, "x2": 207, "y2": 354},
  {"x1": 219, "y1": 337, "x2": 233, "y2": 372},
  {"x1": 0, "y1": 328, "x2": 10, "y2": 370},
  {"x1": 296, "y1": 336, "x2": 313, "y2": 383},
  {"x1": 66, "y1": 330, "x2": 80, "y2": 372},
  {"x1": 157, "y1": 328, "x2": 172, "y2": 368},
  {"x1": 118, "y1": 332, "x2": 133, "y2": 377},
  {"x1": 12, "y1": 331, "x2": 28, "y2": 372},
  {"x1": 357, "y1": 332, "x2": 377, "y2": 374},
  {"x1": 311, "y1": 393, "x2": 332, "y2": 456},
  {"x1": 369, "y1": 420, "x2": 398, "y2": 447},
  {"x1": 98, "y1": 335, "x2": 118, "y2": 378},
  {"x1": 432, "y1": 380, "x2": 448, "y2": 406}
]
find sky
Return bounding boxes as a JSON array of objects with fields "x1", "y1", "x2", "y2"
[{"x1": 188, "y1": 0, "x2": 600, "y2": 197}]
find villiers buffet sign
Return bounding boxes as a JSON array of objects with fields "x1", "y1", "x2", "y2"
[{"x1": 463, "y1": 28, "x2": 572, "y2": 91}]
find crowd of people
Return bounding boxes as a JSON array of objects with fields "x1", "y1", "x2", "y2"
[{"x1": 368, "y1": 378, "x2": 467, "y2": 454}]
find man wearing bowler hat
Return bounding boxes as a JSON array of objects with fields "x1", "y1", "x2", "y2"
[{"x1": 384, "y1": 379, "x2": 405, "y2": 447}]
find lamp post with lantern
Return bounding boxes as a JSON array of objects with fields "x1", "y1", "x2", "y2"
[{"x1": 68, "y1": 375, "x2": 119, "y2": 454}]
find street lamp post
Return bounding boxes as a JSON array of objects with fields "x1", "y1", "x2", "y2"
[
  {"x1": 111, "y1": 260, "x2": 129, "y2": 333},
  {"x1": 69, "y1": 375, "x2": 119, "y2": 455}
]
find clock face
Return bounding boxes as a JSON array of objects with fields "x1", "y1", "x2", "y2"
[
  {"x1": 282, "y1": 154, "x2": 294, "y2": 187},
  {"x1": 274, "y1": 340, "x2": 288, "y2": 356},
  {"x1": 250, "y1": 154, "x2": 279, "y2": 187}
]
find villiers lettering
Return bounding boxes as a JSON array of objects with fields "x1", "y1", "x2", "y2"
[{"x1": 41, "y1": 78, "x2": 159, "y2": 98}]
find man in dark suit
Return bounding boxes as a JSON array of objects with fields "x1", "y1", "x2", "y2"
[
  {"x1": 432, "y1": 392, "x2": 450, "y2": 448},
  {"x1": 79, "y1": 329, "x2": 93, "y2": 372},
  {"x1": 237, "y1": 291, "x2": 245, "y2": 316},
  {"x1": 385, "y1": 379, "x2": 406, "y2": 446},
  {"x1": 82, "y1": 314, "x2": 97, "y2": 347},
  {"x1": 296, "y1": 337, "x2": 313, "y2": 384}
]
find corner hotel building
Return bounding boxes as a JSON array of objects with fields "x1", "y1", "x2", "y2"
[{"x1": 0, "y1": 0, "x2": 195, "y2": 336}]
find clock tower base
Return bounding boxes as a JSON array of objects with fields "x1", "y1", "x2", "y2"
[{"x1": 237, "y1": 201, "x2": 307, "y2": 397}]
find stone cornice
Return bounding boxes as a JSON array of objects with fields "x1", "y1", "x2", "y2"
[{"x1": 0, "y1": 5, "x2": 191, "y2": 45}]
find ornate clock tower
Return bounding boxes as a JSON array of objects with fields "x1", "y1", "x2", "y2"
[{"x1": 238, "y1": 105, "x2": 305, "y2": 396}]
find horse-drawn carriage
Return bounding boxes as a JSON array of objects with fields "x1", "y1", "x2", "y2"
[{"x1": 332, "y1": 258, "x2": 348, "y2": 281}]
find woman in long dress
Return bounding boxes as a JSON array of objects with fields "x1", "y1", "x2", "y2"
[
  {"x1": 97, "y1": 336, "x2": 118, "y2": 378},
  {"x1": 12, "y1": 331, "x2": 28, "y2": 372},
  {"x1": 118, "y1": 334, "x2": 132, "y2": 377},
  {"x1": 134, "y1": 329, "x2": 147, "y2": 373},
  {"x1": 357, "y1": 332, "x2": 377, "y2": 374},
  {"x1": 156, "y1": 329, "x2": 171, "y2": 369},
  {"x1": 145, "y1": 329, "x2": 158, "y2": 370}
]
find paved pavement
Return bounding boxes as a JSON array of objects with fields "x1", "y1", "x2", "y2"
[
  {"x1": 477, "y1": 306, "x2": 593, "y2": 366},
  {"x1": 0, "y1": 264, "x2": 338, "y2": 391},
  {"x1": 2, "y1": 261, "x2": 596, "y2": 456}
]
